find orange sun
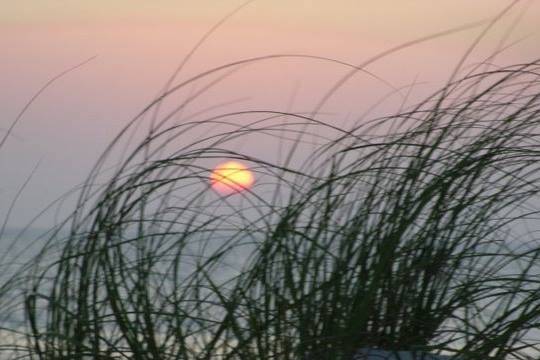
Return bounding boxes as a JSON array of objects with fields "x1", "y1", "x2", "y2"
[{"x1": 210, "y1": 161, "x2": 255, "y2": 194}]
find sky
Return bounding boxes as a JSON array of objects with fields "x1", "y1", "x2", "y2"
[{"x1": 1, "y1": 0, "x2": 539, "y2": 228}]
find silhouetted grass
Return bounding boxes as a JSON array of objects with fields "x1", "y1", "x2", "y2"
[
  {"x1": 0, "y1": 55, "x2": 535, "y2": 360},
  {"x1": 2, "y1": 4, "x2": 540, "y2": 358}
]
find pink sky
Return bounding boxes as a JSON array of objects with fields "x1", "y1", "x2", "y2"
[{"x1": 1, "y1": 0, "x2": 539, "y2": 227}]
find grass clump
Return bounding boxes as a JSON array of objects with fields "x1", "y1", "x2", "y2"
[
  {"x1": 1, "y1": 12, "x2": 540, "y2": 357},
  {"x1": 6, "y1": 56, "x2": 539, "y2": 360}
]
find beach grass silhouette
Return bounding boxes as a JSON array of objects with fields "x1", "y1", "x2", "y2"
[{"x1": 1, "y1": 3, "x2": 540, "y2": 359}]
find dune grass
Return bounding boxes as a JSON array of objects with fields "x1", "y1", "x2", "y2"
[
  {"x1": 0, "y1": 55, "x2": 535, "y2": 360},
  {"x1": 2, "y1": 4, "x2": 540, "y2": 357}
]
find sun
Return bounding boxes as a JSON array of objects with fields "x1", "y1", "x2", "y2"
[{"x1": 210, "y1": 161, "x2": 255, "y2": 194}]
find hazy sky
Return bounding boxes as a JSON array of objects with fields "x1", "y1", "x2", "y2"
[{"x1": 1, "y1": 0, "x2": 539, "y2": 227}]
